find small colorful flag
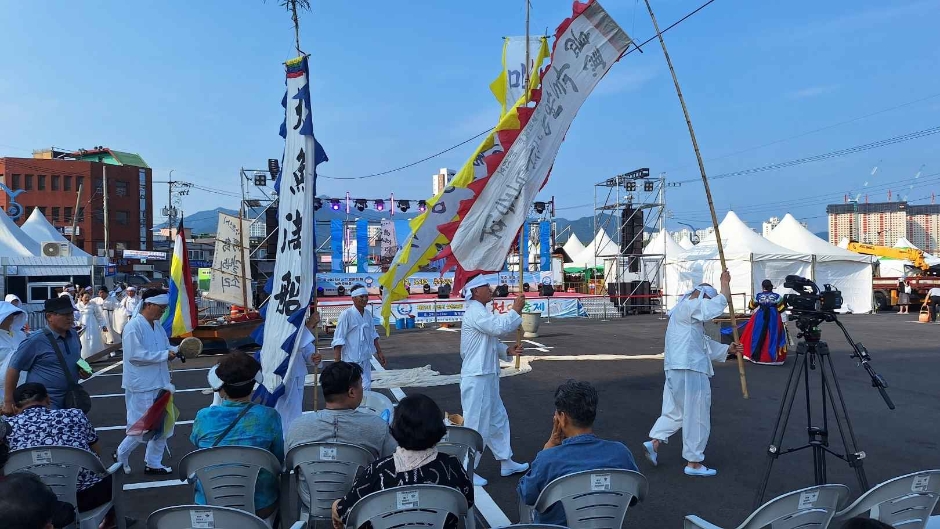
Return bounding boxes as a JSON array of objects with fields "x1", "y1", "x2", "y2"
[
  {"x1": 126, "y1": 389, "x2": 178, "y2": 441},
  {"x1": 162, "y1": 220, "x2": 197, "y2": 337}
]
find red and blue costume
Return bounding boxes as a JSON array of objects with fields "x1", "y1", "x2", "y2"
[{"x1": 740, "y1": 291, "x2": 787, "y2": 365}]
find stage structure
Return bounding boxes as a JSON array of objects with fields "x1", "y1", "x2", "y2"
[{"x1": 593, "y1": 168, "x2": 666, "y2": 314}]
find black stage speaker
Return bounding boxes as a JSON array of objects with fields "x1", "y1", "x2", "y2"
[
  {"x1": 621, "y1": 206, "x2": 644, "y2": 272},
  {"x1": 494, "y1": 284, "x2": 510, "y2": 298},
  {"x1": 631, "y1": 280, "x2": 652, "y2": 314},
  {"x1": 539, "y1": 284, "x2": 555, "y2": 297},
  {"x1": 437, "y1": 284, "x2": 452, "y2": 299}
]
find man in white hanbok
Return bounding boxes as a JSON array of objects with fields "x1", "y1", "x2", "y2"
[
  {"x1": 276, "y1": 307, "x2": 323, "y2": 433},
  {"x1": 331, "y1": 286, "x2": 384, "y2": 391},
  {"x1": 115, "y1": 289, "x2": 180, "y2": 475},
  {"x1": 92, "y1": 286, "x2": 120, "y2": 345},
  {"x1": 459, "y1": 275, "x2": 528, "y2": 486},
  {"x1": 642, "y1": 271, "x2": 742, "y2": 477},
  {"x1": 115, "y1": 286, "x2": 141, "y2": 336},
  {"x1": 76, "y1": 292, "x2": 109, "y2": 359}
]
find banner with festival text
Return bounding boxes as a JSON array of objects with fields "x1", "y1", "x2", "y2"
[{"x1": 490, "y1": 36, "x2": 550, "y2": 116}]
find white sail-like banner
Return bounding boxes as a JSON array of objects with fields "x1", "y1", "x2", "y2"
[{"x1": 206, "y1": 212, "x2": 253, "y2": 308}]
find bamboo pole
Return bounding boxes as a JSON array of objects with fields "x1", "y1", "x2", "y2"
[
  {"x1": 515, "y1": 0, "x2": 532, "y2": 370},
  {"x1": 644, "y1": 0, "x2": 748, "y2": 398},
  {"x1": 312, "y1": 299, "x2": 319, "y2": 411}
]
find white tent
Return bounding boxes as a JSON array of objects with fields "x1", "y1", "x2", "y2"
[
  {"x1": 562, "y1": 234, "x2": 585, "y2": 260},
  {"x1": 0, "y1": 209, "x2": 40, "y2": 256},
  {"x1": 677, "y1": 233, "x2": 695, "y2": 249},
  {"x1": 20, "y1": 209, "x2": 91, "y2": 257},
  {"x1": 570, "y1": 230, "x2": 619, "y2": 271},
  {"x1": 767, "y1": 214, "x2": 874, "y2": 313},
  {"x1": 876, "y1": 236, "x2": 940, "y2": 277},
  {"x1": 665, "y1": 211, "x2": 813, "y2": 310},
  {"x1": 641, "y1": 230, "x2": 686, "y2": 288}
]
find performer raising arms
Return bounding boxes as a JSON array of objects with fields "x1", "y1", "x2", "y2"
[
  {"x1": 460, "y1": 275, "x2": 528, "y2": 486},
  {"x1": 643, "y1": 271, "x2": 742, "y2": 477},
  {"x1": 740, "y1": 279, "x2": 788, "y2": 366},
  {"x1": 331, "y1": 285, "x2": 384, "y2": 391},
  {"x1": 115, "y1": 289, "x2": 180, "y2": 475}
]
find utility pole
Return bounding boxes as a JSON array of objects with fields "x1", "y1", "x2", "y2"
[
  {"x1": 102, "y1": 164, "x2": 110, "y2": 259},
  {"x1": 70, "y1": 183, "x2": 83, "y2": 245}
]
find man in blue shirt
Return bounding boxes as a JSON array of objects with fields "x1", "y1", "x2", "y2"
[
  {"x1": 517, "y1": 380, "x2": 638, "y2": 526},
  {"x1": 3, "y1": 296, "x2": 89, "y2": 412}
]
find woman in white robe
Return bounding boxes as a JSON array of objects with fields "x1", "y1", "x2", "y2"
[
  {"x1": 114, "y1": 286, "x2": 141, "y2": 336},
  {"x1": 92, "y1": 287, "x2": 121, "y2": 344},
  {"x1": 77, "y1": 292, "x2": 109, "y2": 359},
  {"x1": 0, "y1": 301, "x2": 28, "y2": 400}
]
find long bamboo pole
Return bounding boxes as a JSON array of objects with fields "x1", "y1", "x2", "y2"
[
  {"x1": 311, "y1": 299, "x2": 319, "y2": 411},
  {"x1": 644, "y1": 0, "x2": 748, "y2": 398},
  {"x1": 515, "y1": 0, "x2": 532, "y2": 370}
]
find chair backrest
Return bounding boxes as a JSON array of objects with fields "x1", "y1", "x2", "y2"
[
  {"x1": 285, "y1": 442, "x2": 375, "y2": 519},
  {"x1": 737, "y1": 484, "x2": 849, "y2": 529},
  {"x1": 345, "y1": 484, "x2": 468, "y2": 529},
  {"x1": 178, "y1": 446, "x2": 282, "y2": 514},
  {"x1": 502, "y1": 525, "x2": 570, "y2": 529},
  {"x1": 443, "y1": 426, "x2": 485, "y2": 457},
  {"x1": 437, "y1": 443, "x2": 473, "y2": 473},
  {"x1": 534, "y1": 469, "x2": 648, "y2": 529},
  {"x1": 358, "y1": 391, "x2": 394, "y2": 416},
  {"x1": 834, "y1": 470, "x2": 940, "y2": 529},
  {"x1": 147, "y1": 505, "x2": 269, "y2": 529},
  {"x1": 4, "y1": 445, "x2": 106, "y2": 507}
]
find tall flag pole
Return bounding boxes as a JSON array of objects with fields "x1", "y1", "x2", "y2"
[
  {"x1": 644, "y1": 0, "x2": 748, "y2": 398},
  {"x1": 162, "y1": 220, "x2": 196, "y2": 337}
]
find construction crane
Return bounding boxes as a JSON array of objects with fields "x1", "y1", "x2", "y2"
[{"x1": 846, "y1": 242, "x2": 931, "y2": 270}]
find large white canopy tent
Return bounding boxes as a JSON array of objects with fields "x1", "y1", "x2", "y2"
[
  {"x1": 677, "y1": 232, "x2": 695, "y2": 249},
  {"x1": 562, "y1": 233, "x2": 585, "y2": 260},
  {"x1": 0, "y1": 208, "x2": 40, "y2": 256},
  {"x1": 641, "y1": 230, "x2": 685, "y2": 289},
  {"x1": 767, "y1": 213, "x2": 874, "y2": 313},
  {"x1": 570, "y1": 230, "x2": 618, "y2": 270},
  {"x1": 664, "y1": 211, "x2": 813, "y2": 310},
  {"x1": 20, "y1": 208, "x2": 91, "y2": 257}
]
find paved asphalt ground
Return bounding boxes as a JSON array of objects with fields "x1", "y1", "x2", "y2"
[{"x1": 81, "y1": 313, "x2": 939, "y2": 527}]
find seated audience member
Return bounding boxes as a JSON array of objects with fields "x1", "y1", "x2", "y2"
[
  {"x1": 0, "y1": 472, "x2": 76, "y2": 529},
  {"x1": 518, "y1": 380, "x2": 639, "y2": 526},
  {"x1": 190, "y1": 352, "x2": 284, "y2": 519},
  {"x1": 286, "y1": 360, "x2": 397, "y2": 456},
  {"x1": 840, "y1": 519, "x2": 895, "y2": 529},
  {"x1": 6, "y1": 383, "x2": 115, "y2": 526},
  {"x1": 332, "y1": 394, "x2": 473, "y2": 529}
]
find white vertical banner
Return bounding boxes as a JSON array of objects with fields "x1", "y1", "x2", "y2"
[
  {"x1": 503, "y1": 36, "x2": 545, "y2": 107},
  {"x1": 379, "y1": 219, "x2": 398, "y2": 261},
  {"x1": 451, "y1": 2, "x2": 632, "y2": 272},
  {"x1": 256, "y1": 56, "x2": 327, "y2": 405},
  {"x1": 206, "y1": 212, "x2": 253, "y2": 308}
]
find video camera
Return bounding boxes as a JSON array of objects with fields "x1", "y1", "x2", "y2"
[{"x1": 782, "y1": 275, "x2": 843, "y2": 315}]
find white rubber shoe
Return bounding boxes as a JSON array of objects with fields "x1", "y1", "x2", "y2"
[
  {"x1": 472, "y1": 474, "x2": 488, "y2": 486},
  {"x1": 500, "y1": 459, "x2": 529, "y2": 477},
  {"x1": 684, "y1": 465, "x2": 717, "y2": 477},
  {"x1": 642, "y1": 441, "x2": 658, "y2": 467}
]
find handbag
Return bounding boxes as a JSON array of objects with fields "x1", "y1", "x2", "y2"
[
  {"x1": 918, "y1": 303, "x2": 931, "y2": 324},
  {"x1": 44, "y1": 330, "x2": 92, "y2": 414}
]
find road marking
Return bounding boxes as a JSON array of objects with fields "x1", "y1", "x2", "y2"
[
  {"x1": 522, "y1": 339, "x2": 550, "y2": 352},
  {"x1": 92, "y1": 387, "x2": 211, "y2": 399},
  {"x1": 95, "y1": 366, "x2": 213, "y2": 377},
  {"x1": 80, "y1": 360, "x2": 123, "y2": 384},
  {"x1": 96, "y1": 420, "x2": 194, "y2": 432},
  {"x1": 369, "y1": 359, "x2": 510, "y2": 527},
  {"x1": 124, "y1": 479, "x2": 186, "y2": 491}
]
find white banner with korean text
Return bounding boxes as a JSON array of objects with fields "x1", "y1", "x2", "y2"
[
  {"x1": 206, "y1": 212, "x2": 253, "y2": 308},
  {"x1": 451, "y1": 3, "x2": 631, "y2": 272}
]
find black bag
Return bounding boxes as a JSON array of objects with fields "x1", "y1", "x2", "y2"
[{"x1": 44, "y1": 331, "x2": 92, "y2": 414}]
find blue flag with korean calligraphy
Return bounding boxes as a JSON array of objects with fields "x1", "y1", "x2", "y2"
[
  {"x1": 331, "y1": 219, "x2": 344, "y2": 272},
  {"x1": 356, "y1": 219, "x2": 368, "y2": 273},
  {"x1": 252, "y1": 55, "x2": 328, "y2": 408}
]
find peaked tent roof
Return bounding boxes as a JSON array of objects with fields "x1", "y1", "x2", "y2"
[
  {"x1": 767, "y1": 214, "x2": 872, "y2": 263},
  {"x1": 676, "y1": 211, "x2": 811, "y2": 262},
  {"x1": 562, "y1": 234, "x2": 585, "y2": 258},
  {"x1": 20, "y1": 209, "x2": 91, "y2": 257},
  {"x1": 644, "y1": 230, "x2": 685, "y2": 258},
  {"x1": 677, "y1": 233, "x2": 695, "y2": 249},
  {"x1": 0, "y1": 209, "x2": 40, "y2": 256},
  {"x1": 571, "y1": 230, "x2": 619, "y2": 266}
]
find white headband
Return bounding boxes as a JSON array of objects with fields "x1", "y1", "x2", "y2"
[
  {"x1": 207, "y1": 365, "x2": 264, "y2": 391},
  {"x1": 4, "y1": 294, "x2": 19, "y2": 303},
  {"x1": 667, "y1": 284, "x2": 720, "y2": 316},
  {"x1": 350, "y1": 287, "x2": 368, "y2": 297},
  {"x1": 145, "y1": 294, "x2": 170, "y2": 305},
  {"x1": 463, "y1": 275, "x2": 490, "y2": 300}
]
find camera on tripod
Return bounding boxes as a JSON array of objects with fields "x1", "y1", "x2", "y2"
[{"x1": 782, "y1": 275, "x2": 843, "y2": 315}]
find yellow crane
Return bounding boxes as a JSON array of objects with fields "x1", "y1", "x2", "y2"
[{"x1": 846, "y1": 242, "x2": 931, "y2": 270}]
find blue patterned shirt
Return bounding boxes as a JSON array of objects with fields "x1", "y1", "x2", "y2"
[{"x1": 190, "y1": 400, "x2": 284, "y2": 510}]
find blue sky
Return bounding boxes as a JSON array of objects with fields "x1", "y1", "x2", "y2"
[{"x1": 1, "y1": 0, "x2": 939, "y2": 234}]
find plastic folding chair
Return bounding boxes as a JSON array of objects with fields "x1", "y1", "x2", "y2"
[
  {"x1": 499, "y1": 525, "x2": 569, "y2": 529},
  {"x1": 5, "y1": 445, "x2": 127, "y2": 529},
  {"x1": 280, "y1": 442, "x2": 374, "y2": 528},
  {"x1": 832, "y1": 470, "x2": 940, "y2": 528},
  {"x1": 443, "y1": 426, "x2": 485, "y2": 459},
  {"x1": 523, "y1": 469, "x2": 647, "y2": 529},
  {"x1": 178, "y1": 445, "x2": 282, "y2": 517},
  {"x1": 358, "y1": 391, "x2": 394, "y2": 417},
  {"x1": 344, "y1": 484, "x2": 469, "y2": 529},
  {"x1": 147, "y1": 504, "x2": 306, "y2": 529},
  {"x1": 684, "y1": 484, "x2": 849, "y2": 529}
]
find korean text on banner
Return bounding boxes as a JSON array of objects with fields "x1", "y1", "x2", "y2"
[
  {"x1": 450, "y1": 2, "x2": 631, "y2": 273},
  {"x1": 356, "y1": 219, "x2": 369, "y2": 273},
  {"x1": 330, "y1": 219, "x2": 344, "y2": 272},
  {"x1": 206, "y1": 212, "x2": 253, "y2": 308},
  {"x1": 379, "y1": 219, "x2": 398, "y2": 262},
  {"x1": 540, "y1": 220, "x2": 551, "y2": 270},
  {"x1": 255, "y1": 55, "x2": 327, "y2": 407},
  {"x1": 490, "y1": 36, "x2": 550, "y2": 116}
]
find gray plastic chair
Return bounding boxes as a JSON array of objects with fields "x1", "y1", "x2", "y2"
[
  {"x1": 524, "y1": 469, "x2": 647, "y2": 529},
  {"x1": 358, "y1": 391, "x2": 394, "y2": 416},
  {"x1": 499, "y1": 525, "x2": 569, "y2": 528},
  {"x1": 344, "y1": 484, "x2": 469, "y2": 529},
  {"x1": 178, "y1": 445, "x2": 282, "y2": 516},
  {"x1": 832, "y1": 470, "x2": 940, "y2": 528},
  {"x1": 684, "y1": 484, "x2": 850, "y2": 529},
  {"x1": 281, "y1": 442, "x2": 375, "y2": 528},
  {"x1": 5, "y1": 445, "x2": 127, "y2": 529},
  {"x1": 443, "y1": 426, "x2": 485, "y2": 458},
  {"x1": 147, "y1": 504, "x2": 306, "y2": 529}
]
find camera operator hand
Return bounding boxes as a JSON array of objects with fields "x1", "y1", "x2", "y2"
[{"x1": 720, "y1": 270, "x2": 732, "y2": 297}]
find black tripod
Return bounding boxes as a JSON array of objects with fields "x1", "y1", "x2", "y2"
[{"x1": 753, "y1": 314, "x2": 894, "y2": 508}]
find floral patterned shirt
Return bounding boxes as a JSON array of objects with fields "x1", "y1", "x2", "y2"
[{"x1": 7, "y1": 406, "x2": 101, "y2": 490}]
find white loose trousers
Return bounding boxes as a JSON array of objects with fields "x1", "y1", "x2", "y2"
[
  {"x1": 648, "y1": 369, "x2": 711, "y2": 463},
  {"x1": 460, "y1": 373, "x2": 512, "y2": 461},
  {"x1": 116, "y1": 389, "x2": 169, "y2": 468}
]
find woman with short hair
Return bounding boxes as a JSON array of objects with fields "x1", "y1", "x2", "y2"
[
  {"x1": 331, "y1": 394, "x2": 473, "y2": 529},
  {"x1": 190, "y1": 351, "x2": 284, "y2": 520}
]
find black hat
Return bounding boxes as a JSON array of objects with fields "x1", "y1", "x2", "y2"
[{"x1": 44, "y1": 296, "x2": 74, "y2": 315}]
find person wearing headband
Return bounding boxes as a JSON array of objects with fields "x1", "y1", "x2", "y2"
[
  {"x1": 459, "y1": 274, "x2": 528, "y2": 486},
  {"x1": 93, "y1": 286, "x2": 120, "y2": 345},
  {"x1": 115, "y1": 289, "x2": 180, "y2": 476},
  {"x1": 192, "y1": 352, "x2": 284, "y2": 520},
  {"x1": 643, "y1": 271, "x2": 742, "y2": 477},
  {"x1": 117, "y1": 285, "x2": 141, "y2": 334},
  {"x1": 331, "y1": 284, "x2": 385, "y2": 391}
]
